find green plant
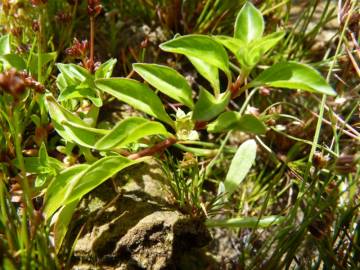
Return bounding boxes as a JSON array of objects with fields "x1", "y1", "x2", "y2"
[
  {"x1": 39, "y1": 2, "x2": 336, "y2": 250},
  {"x1": 1, "y1": 0, "x2": 358, "y2": 269}
]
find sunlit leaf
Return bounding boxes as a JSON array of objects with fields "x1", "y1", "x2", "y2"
[
  {"x1": 133, "y1": 63, "x2": 194, "y2": 109},
  {"x1": 44, "y1": 164, "x2": 89, "y2": 219},
  {"x1": 63, "y1": 156, "x2": 142, "y2": 205},
  {"x1": 52, "y1": 198, "x2": 80, "y2": 253},
  {"x1": 0, "y1": 35, "x2": 11, "y2": 56},
  {"x1": 95, "y1": 78, "x2": 174, "y2": 126},
  {"x1": 234, "y1": 2, "x2": 264, "y2": 43},
  {"x1": 187, "y1": 56, "x2": 220, "y2": 93},
  {"x1": 58, "y1": 85, "x2": 102, "y2": 107},
  {"x1": 95, "y1": 58, "x2": 117, "y2": 79},
  {"x1": 249, "y1": 62, "x2": 336, "y2": 96},
  {"x1": 95, "y1": 117, "x2": 169, "y2": 150},
  {"x1": 160, "y1": 34, "x2": 230, "y2": 76},
  {"x1": 46, "y1": 94, "x2": 105, "y2": 148}
]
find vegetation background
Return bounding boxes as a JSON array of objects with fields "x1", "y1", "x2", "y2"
[{"x1": 0, "y1": 0, "x2": 359, "y2": 269}]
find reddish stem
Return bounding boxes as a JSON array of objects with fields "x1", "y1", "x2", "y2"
[
  {"x1": 128, "y1": 137, "x2": 177, "y2": 160},
  {"x1": 89, "y1": 16, "x2": 95, "y2": 71}
]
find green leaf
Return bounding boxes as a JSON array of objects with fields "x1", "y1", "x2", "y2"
[
  {"x1": 0, "y1": 35, "x2": 11, "y2": 56},
  {"x1": 192, "y1": 89, "x2": 230, "y2": 121},
  {"x1": 44, "y1": 164, "x2": 89, "y2": 219},
  {"x1": 63, "y1": 156, "x2": 141, "y2": 205},
  {"x1": 133, "y1": 63, "x2": 194, "y2": 109},
  {"x1": 52, "y1": 198, "x2": 81, "y2": 253},
  {"x1": 14, "y1": 157, "x2": 63, "y2": 175},
  {"x1": 95, "y1": 78, "x2": 174, "y2": 126},
  {"x1": 0, "y1": 54, "x2": 26, "y2": 70},
  {"x1": 29, "y1": 52, "x2": 57, "y2": 76},
  {"x1": 160, "y1": 35, "x2": 230, "y2": 76},
  {"x1": 58, "y1": 85, "x2": 102, "y2": 107},
  {"x1": 213, "y1": 35, "x2": 246, "y2": 55},
  {"x1": 206, "y1": 215, "x2": 285, "y2": 228},
  {"x1": 46, "y1": 94, "x2": 105, "y2": 148},
  {"x1": 39, "y1": 142, "x2": 49, "y2": 167},
  {"x1": 207, "y1": 112, "x2": 266, "y2": 134},
  {"x1": 56, "y1": 63, "x2": 93, "y2": 85},
  {"x1": 249, "y1": 62, "x2": 336, "y2": 96},
  {"x1": 224, "y1": 139, "x2": 257, "y2": 197},
  {"x1": 187, "y1": 56, "x2": 220, "y2": 93},
  {"x1": 95, "y1": 58, "x2": 117, "y2": 79},
  {"x1": 214, "y1": 32, "x2": 284, "y2": 71},
  {"x1": 250, "y1": 31, "x2": 285, "y2": 55},
  {"x1": 234, "y1": 2, "x2": 264, "y2": 43},
  {"x1": 95, "y1": 117, "x2": 169, "y2": 150}
]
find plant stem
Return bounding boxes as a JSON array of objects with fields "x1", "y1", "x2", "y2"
[
  {"x1": 128, "y1": 137, "x2": 177, "y2": 160},
  {"x1": 90, "y1": 16, "x2": 95, "y2": 70}
]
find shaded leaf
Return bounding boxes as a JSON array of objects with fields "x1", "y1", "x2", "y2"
[
  {"x1": 208, "y1": 112, "x2": 266, "y2": 134},
  {"x1": 133, "y1": 63, "x2": 194, "y2": 109},
  {"x1": 192, "y1": 89, "x2": 230, "y2": 121},
  {"x1": 206, "y1": 215, "x2": 285, "y2": 228},
  {"x1": 0, "y1": 54, "x2": 26, "y2": 70},
  {"x1": 224, "y1": 139, "x2": 257, "y2": 197},
  {"x1": 29, "y1": 52, "x2": 57, "y2": 76},
  {"x1": 249, "y1": 62, "x2": 336, "y2": 96},
  {"x1": 95, "y1": 78, "x2": 174, "y2": 126}
]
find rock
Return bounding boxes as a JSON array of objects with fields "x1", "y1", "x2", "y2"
[{"x1": 68, "y1": 159, "x2": 213, "y2": 269}]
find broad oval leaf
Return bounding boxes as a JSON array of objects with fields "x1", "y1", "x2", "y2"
[
  {"x1": 46, "y1": 94, "x2": 105, "y2": 148},
  {"x1": 160, "y1": 35, "x2": 230, "y2": 76},
  {"x1": 249, "y1": 62, "x2": 336, "y2": 96},
  {"x1": 95, "y1": 78, "x2": 174, "y2": 126},
  {"x1": 224, "y1": 139, "x2": 257, "y2": 197},
  {"x1": 95, "y1": 117, "x2": 169, "y2": 150},
  {"x1": 192, "y1": 89, "x2": 230, "y2": 121},
  {"x1": 208, "y1": 112, "x2": 266, "y2": 134},
  {"x1": 234, "y1": 2, "x2": 264, "y2": 43},
  {"x1": 133, "y1": 63, "x2": 194, "y2": 109}
]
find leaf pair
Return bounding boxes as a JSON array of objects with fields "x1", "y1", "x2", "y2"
[
  {"x1": 46, "y1": 94, "x2": 169, "y2": 150},
  {"x1": 44, "y1": 156, "x2": 143, "y2": 251},
  {"x1": 56, "y1": 59, "x2": 117, "y2": 107},
  {"x1": 160, "y1": 34, "x2": 230, "y2": 94}
]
